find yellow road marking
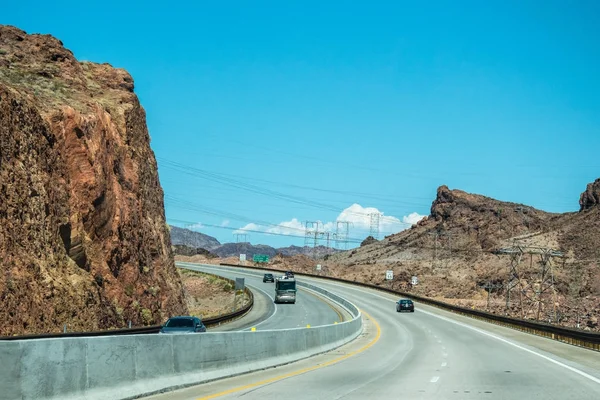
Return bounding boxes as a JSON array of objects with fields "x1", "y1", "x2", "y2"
[
  {"x1": 299, "y1": 287, "x2": 345, "y2": 323},
  {"x1": 196, "y1": 310, "x2": 381, "y2": 400}
]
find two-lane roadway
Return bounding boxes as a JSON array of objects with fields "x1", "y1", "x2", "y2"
[
  {"x1": 179, "y1": 263, "x2": 347, "y2": 332},
  {"x1": 148, "y1": 264, "x2": 600, "y2": 400}
]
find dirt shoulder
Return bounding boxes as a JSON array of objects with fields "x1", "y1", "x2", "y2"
[{"x1": 178, "y1": 268, "x2": 250, "y2": 319}]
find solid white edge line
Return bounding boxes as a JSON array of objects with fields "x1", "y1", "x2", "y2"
[
  {"x1": 176, "y1": 263, "x2": 278, "y2": 331},
  {"x1": 181, "y1": 263, "x2": 600, "y2": 386},
  {"x1": 184, "y1": 263, "x2": 358, "y2": 324},
  {"x1": 303, "y1": 275, "x2": 600, "y2": 386},
  {"x1": 241, "y1": 283, "x2": 278, "y2": 330}
]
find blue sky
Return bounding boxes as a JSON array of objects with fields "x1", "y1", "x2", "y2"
[{"x1": 3, "y1": 1, "x2": 599, "y2": 247}]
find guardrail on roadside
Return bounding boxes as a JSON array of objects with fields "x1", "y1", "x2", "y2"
[
  {"x1": 219, "y1": 262, "x2": 600, "y2": 352},
  {"x1": 1, "y1": 267, "x2": 363, "y2": 400},
  {"x1": 0, "y1": 271, "x2": 253, "y2": 341}
]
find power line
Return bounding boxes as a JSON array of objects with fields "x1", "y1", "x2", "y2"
[
  {"x1": 159, "y1": 158, "x2": 416, "y2": 225},
  {"x1": 168, "y1": 218, "x2": 366, "y2": 244}
]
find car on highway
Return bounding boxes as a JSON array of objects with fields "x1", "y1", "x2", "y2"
[
  {"x1": 285, "y1": 270, "x2": 294, "y2": 278},
  {"x1": 396, "y1": 299, "x2": 414, "y2": 312},
  {"x1": 263, "y1": 273, "x2": 275, "y2": 283},
  {"x1": 159, "y1": 316, "x2": 206, "y2": 334}
]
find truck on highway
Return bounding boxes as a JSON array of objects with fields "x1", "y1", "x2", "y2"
[{"x1": 274, "y1": 276, "x2": 297, "y2": 304}]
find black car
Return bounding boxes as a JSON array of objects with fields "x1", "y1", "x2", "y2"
[
  {"x1": 285, "y1": 271, "x2": 294, "y2": 278},
  {"x1": 263, "y1": 273, "x2": 274, "y2": 283},
  {"x1": 159, "y1": 316, "x2": 206, "y2": 334},
  {"x1": 396, "y1": 299, "x2": 414, "y2": 312}
]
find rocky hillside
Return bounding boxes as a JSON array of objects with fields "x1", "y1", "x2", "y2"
[
  {"x1": 314, "y1": 182, "x2": 598, "y2": 330},
  {"x1": 0, "y1": 26, "x2": 187, "y2": 335},
  {"x1": 169, "y1": 225, "x2": 221, "y2": 250},
  {"x1": 169, "y1": 226, "x2": 338, "y2": 258}
]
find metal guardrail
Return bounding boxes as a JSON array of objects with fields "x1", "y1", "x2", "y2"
[
  {"x1": 220, "y1": 263, "x2": 600, "y2": 352},
  {"x1": 0, "y1": 271, "x2": 253, "y2": 341}
]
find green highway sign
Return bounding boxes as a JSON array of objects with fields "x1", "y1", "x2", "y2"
[{"x1": 253, "y1": 254, "x2": 269, "y2": 263}]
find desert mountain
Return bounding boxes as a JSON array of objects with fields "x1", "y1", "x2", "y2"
[
  {"x1": 168, "y1": 225, "x2": 339, "y2": 259},
  {"x1": 0, "y1": 26, "x2": 186, "y2": 335},
  {"x1": 169, "y1": 225, "x2": 221, "y2": 250},
  {"x1": 316, "y1": 182, "x2": 599, "y2": 330}
]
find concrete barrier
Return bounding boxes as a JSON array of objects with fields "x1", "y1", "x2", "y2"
[{"x1": 0, "y1": 279, "x2": 362, "y2": 400}]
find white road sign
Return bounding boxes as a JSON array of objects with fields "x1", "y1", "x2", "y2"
[
  {"x1": 385, "y1": 270, "x2": 393, "y2": 280},
  {"x1": 411, "y1": 276, "x2": 418, "y2": 286},
  {"x1": 239, "y1": 254, "x2": 246, "y2": 262},
  {"x1": 316, "y1": 264, "x2": 322, "y2": 271}
]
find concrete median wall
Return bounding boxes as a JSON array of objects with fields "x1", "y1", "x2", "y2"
[{"x1": 0, "y1": 283, "x2": 362, "y2": 400}]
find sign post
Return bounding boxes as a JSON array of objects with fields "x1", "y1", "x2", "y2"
[
  {"x1": 233, "y1": 278, "x2": 245, "y2": 311},
  {"x1": 411, "y1": 276, "x2": 418, "y2": 286},
  {"x1": 235, "y1": 277, "x2": 245, "y2": 291},
  {"x1": 385, "y1": 270, "x2": 394, "y2": 291}
]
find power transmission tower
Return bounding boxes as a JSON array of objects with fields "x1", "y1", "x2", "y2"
[
  {"x1": 334, "y1": 221, "x2": 351, "y2": 249},
  {"x1": 234, "y1": 233, "x2": 248, "y2": 243},
  {"x1": 369, "y1": 213, "x2": 381, "y2": 239},
  {"x1": 427, "y1": 231, "x2": 442, "y2": 268},
  {"x1": 496, "y1": 245, "x2": 524, "y2": 315},
  {"x1": 496, "y1": 245, "x2": 563, "y2": 320},
  {"x1": 483, "y1": 281, "x2": 504, "y2": 310},
  {"x1": 428, "y1": 230, "x2": 455, "y2": 268},
  {"x1": 324, "y1": 232, "x2": 331, "y2": 249},
  {"x1": 304, "y1": 221, "x2": 319, "y2": 247}
]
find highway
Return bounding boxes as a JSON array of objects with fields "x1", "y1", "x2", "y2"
[
  {"x1": 178, "y1": 263, "x2": 347, "y2": 332},
  {"x1": 147, "y1": 264, "x2": 600, "y2": 400}
]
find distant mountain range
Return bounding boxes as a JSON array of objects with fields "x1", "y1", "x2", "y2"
[
  {"x1": 169, "y1": 226, "x2": 222, "y2": 250},
  {"x1": 169, "y1": 225, "x2": 341, "y2": 258}
]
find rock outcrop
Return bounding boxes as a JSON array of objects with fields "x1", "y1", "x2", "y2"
[
  {"x1": 580, "y1": 178, "x2": 600, "y2": 211},
  {"x1": 428, "y1": 185, "x2": 552, "y2": 250},
  {"x1": 0, "y1": 25, "x2": 186, "y2": 335},
  {"x1": 360, "y1": 236, "x2": 377, "y2": 247},
  {"x1": 324, "y1": 180, "x2": 600, "y2": 331}
]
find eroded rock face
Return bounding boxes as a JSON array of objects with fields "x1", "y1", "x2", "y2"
[
  {"x1": 428, "y1": 185, "x2": 552, "y2": 250},
  {"x1": 580, "y1": 179, "x2": 600, "y2": 211},
  {"x1": 0, "y1": 25, "x2": 186, "y2": 335}
]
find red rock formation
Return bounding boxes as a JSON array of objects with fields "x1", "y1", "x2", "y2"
[
  {"x1": 580, "y1": 178, "x2": 600, "y2": 211},
  {"x1": 0, "y1": 25, "x2": 186, "y2": 335}
]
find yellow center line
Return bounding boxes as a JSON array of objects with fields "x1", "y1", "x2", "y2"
[
  {"x1": 299, "y1": 287, "x2": 345, "y2": 323},
  {"x1": 196, "y1": 310, "x2": 381, "y2": 400}
]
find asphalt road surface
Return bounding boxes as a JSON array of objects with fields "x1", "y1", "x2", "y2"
[
  {"x1": 148, "y1": 264, "x2": 600, "y2": 400},
  {"x1": 177, "y1": 263, "x2": 347, "y2": 332}
]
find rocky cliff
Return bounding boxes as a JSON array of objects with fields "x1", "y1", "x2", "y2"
[
  {"x1": 580, "y1": 178, "x2": 600, "y2": 211},
  {"x1": 323, "y1": 181, "x2": 600, "y2": 330},
  {"x1": 0, "y1": 25, "x2": 187, "y2": 335}
]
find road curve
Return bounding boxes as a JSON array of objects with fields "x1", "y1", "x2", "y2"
[
  {"x1": 178, "y1": 263, "x2": 346, "y2": 331},
  {"x1": 146, "y1": 264, "x2": 600, "y2": 400}
]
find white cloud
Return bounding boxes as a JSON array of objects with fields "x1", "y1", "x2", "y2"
[
  {"x1": 233, "y1": 223, "x2": 260, "y2": 234},
  {"x1": 229, "y1": 205, "x2": 426, "y2": 240},
  {"x1": 266, "y1": 218, "x2": 305, "y2": 235},
  {"x1": 402, "y1": 212, "x2": 426, "y2": 226},
  {"x1": 335, "y1": 203, "x2": 406, "y2": 231},
  {"x1": 221, "y1": 219, "x2": 230, "y2": 227}
]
